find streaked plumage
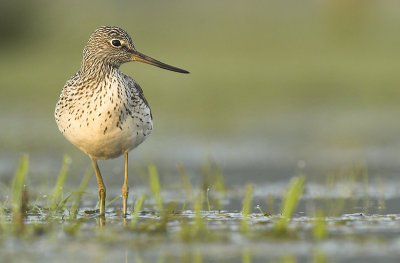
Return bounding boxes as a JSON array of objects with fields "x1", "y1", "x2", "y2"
[{"x1": 55, "y1": 26, "x2": 189, "y2": 216}]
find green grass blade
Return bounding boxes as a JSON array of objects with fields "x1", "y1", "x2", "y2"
[
  {"x1": 131, "y1": 195, "x2": 145, "y2": 228},
  {"x1": 240, "y1": 184, "x2": 253, "y2": 234},
  {"x1": 70, "y1": 166, "x2": 92, "y2": 219},
  {"x1": 28, "y1": 192, "x2": 41, "y2": 213},
  {"x1": 58, "y1": 193, "x2": 72, "y2": 209},
  {"x1": 11, "y1": 154, "x2": 29, "y2": 210},
  {"x1": 242, "y1": 248, "x2": 251, "y2": 263},
  {"x1": 181, "y1": 200, "x2": 187, "y2": 211},
  {"x1": 11, "y1": 154, "x2": 29, "y2": 225},
  {"x1": 105, "y1": 195, "x2": 120, "y2": 208},
  {"x1": 313, "y1": 210, "x2": 328, "y2": 240},
  {"x1": 282, "y1": 176, "x2": 305, "y2": 217},
  {"x1": 377, "y1": 176, "x2": 386, "y2": 214},
  {"x1": 275, "y1": 176, "x2": 305, "y2": 232},
  {"x1": 193, "y1": 250, "x2": 203, "y2": 263},
  {"x1": 212, "y1": 164, "x2": 226, "y2": 194},
  {"x1": 192, "y1": 191, "x2": 204, "y2": 235},
  {"x1": 281, "y1": 255, "x2": 297, "y2": 263},
  {"x1": 148, "y1": 164, "x2": 163, "y2": 213},
  {"x1": 206, "y1": 188, "x2": 211, "y2": 211},
  {"x1": 49, "y1": 155, "x2": 71, "y2": 210}
]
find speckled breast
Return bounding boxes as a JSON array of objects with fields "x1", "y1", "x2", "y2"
[{"x1": 55, "y1": 72, "x2": 152, "y2": 159}]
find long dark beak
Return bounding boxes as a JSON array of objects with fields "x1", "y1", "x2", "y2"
[{"x1": 129, "y1": 49, "x2": 189, "y2": 74}]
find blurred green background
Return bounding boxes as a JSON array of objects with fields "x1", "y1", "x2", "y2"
[{"x1": 1, "y1": 0, "x2": 400, "y2": 186}]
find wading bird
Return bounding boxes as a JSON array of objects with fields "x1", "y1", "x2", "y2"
[{"x1": 55, "y1": 26, "x2": 189, "y2": 216}]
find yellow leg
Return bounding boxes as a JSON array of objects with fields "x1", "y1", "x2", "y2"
[
  {"x1": 122, "y1": 152, "x2": 129, "y2": 217},
  {"x1": 91, "y1": 158, "x2": 106, "y2": 216}
]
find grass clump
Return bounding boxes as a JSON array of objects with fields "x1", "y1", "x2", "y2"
[
  {"x1": 179, "y1": 191, "x2": 213, "y2": 242},
  {"x1": 274, "y1": 176, "x2": 305, "y2": 233}
]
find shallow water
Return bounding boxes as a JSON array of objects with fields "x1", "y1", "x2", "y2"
[
  {"x1": 1, "y1": 180, "x2": 400, "y2": 263},
  {"x1": 2, "y1": 103, "x2": 400, "y2": 263},
  {"x1": 1, "y1": 210, "x2": 400, "y2": 263},
  {"x1": 1, "y1": 108, "x2": 400, "y2": 262}
]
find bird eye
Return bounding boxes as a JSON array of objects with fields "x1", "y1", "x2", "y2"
[{"x1": 111, "y1": 39, "x2": 121, "y2": 47}]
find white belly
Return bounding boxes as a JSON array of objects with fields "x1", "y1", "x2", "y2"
[
  {"x1": 66, "y1": 115, "x2": 151, "y2": 160},
  {"x1": 55, "y1": 76, "x2": 152, "y2": 159}
]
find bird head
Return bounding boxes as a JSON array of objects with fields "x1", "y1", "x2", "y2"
[{"x1": 82, "y1": 26, "x2": 189, "y2": 74}]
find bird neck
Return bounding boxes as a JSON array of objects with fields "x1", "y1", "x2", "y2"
[{"x1": 80, "y1": 58, "x2": 120, "y2": 81}]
